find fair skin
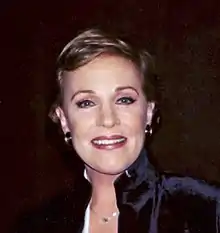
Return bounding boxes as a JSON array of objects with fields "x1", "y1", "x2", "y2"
[{"x1": 56, "y1": 55, "x2": 155, "y2": 233}]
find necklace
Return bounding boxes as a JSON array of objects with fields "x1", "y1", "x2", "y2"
[{"x1": 90, "y1": 207, "x2": 119, "y2": 224}]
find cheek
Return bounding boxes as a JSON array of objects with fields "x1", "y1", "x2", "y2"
[
  {"x1": 66, "y1": 109, "x2": 95, "y2": 138},
  {"x1": 119, "y1": 107, "x2": 146, "y2": 131}
]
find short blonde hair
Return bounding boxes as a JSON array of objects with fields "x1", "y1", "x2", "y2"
[{"x1": 49, "y1": 28, "x2": 158, "y2": 123}]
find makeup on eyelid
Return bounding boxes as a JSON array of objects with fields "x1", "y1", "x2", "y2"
[
  {"x1": 75, "y1": 96, "x2": 137, "y2": 108},
  {"x1": 70, "y1": 86, "x2": 139, "y2": 101}
]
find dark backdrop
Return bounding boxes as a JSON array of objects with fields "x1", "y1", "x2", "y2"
[{"x1": 1, "y1": 1, "x2": 220, "y2": 232}]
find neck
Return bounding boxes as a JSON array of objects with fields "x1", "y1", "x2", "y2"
[{"x1": 85, "y1": 166, "x2": 120, "y2": 213}]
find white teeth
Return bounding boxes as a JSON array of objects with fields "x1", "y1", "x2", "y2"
[{"x1": 93, "y1": 138, "x2": 126, "y2": 145}]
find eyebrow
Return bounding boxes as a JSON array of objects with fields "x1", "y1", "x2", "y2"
[
  {"x1": 115, "y1": 86, "x2": 139, "y2": 95},
  {"x1": 71, "y1": 86, "x2": 139, "y2": 101},
  {"x1": 71, "y1": 90, "x2": 95, "y2": 101}
]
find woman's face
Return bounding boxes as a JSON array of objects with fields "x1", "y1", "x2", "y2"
[{"x1": 57, "y1": 55, "x2": 154, "y2": 175}]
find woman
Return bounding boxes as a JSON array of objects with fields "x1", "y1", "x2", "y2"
[{"x1": 15, "y1": 29, "x2": 220, "y2": 233}]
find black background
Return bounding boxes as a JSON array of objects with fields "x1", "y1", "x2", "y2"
[{"x1": 1, "y1": 1, "x2": 220, "y2": 232}]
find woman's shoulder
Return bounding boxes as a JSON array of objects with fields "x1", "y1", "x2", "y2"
[
  {"x1": 154, "y1": 172, "x2": 220, "y2": 232},
  {"x1": 159, "y1": 171, "x2": 220, "y2": 202}
]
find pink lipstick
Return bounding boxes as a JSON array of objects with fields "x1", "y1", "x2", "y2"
[{"x1": 91, "y1": 135, "x2": 127, "y2": 150}]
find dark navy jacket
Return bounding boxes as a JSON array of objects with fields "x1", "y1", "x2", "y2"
[{"x1": 14, "y1": 150, "x2": 220, "y2": 233}]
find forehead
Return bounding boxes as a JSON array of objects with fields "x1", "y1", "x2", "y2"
[{"x1": 63, "y1": 55, "x2": 143, "y2": 90}]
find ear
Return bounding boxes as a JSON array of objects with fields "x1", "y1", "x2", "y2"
[
  {"x1": 146, "y1": 101, "x2": 156, "y2": 126},
  {"x1": 55, "y1": 107, "x2": 70, "y2": 134}
]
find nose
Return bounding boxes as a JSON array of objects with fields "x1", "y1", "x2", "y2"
[{"x1": 97, "y1": 104, "x2": 120, "y2": 128}]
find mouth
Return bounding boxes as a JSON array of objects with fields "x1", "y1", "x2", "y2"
[{"x1": 91, "y1": 135, "x2": 127, "y2": 150}]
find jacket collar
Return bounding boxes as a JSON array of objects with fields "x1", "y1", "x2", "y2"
[
  {"x1": 114, "y1": 148, "x2": 158, "y2": 192},
  {"x1": 114, "y1": 149, "x2": 159, "y2": 232},
  {"x1": 72, "y1": 148, "x2": 158, "y2": 232}
]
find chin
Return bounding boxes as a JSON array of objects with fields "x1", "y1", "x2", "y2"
[
  {"x1": 94, "y1": 161, "x2": 131, "y2": 175},
  {"x1": 96, "y1": 168, "x2": 125, "y2": 176}
]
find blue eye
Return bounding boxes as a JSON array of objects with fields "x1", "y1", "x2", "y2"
[
  {"x1": 76, "y1": 100, "x2": 95, "y2": 108},
  {"x1": 116, "y1": 97, "x2": 136, "y2": 105}
]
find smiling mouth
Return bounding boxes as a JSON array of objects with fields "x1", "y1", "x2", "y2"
[
  {"x1": 91, "y1": 136, "x2": 127, "y2": 150},
  {"x1": 93, "y1": 138, "x2": 126, "y2": 145}
]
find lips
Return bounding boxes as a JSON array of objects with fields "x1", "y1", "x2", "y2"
[{"x1": 91, "y1": 135, "x2": 127, "y2": 150}]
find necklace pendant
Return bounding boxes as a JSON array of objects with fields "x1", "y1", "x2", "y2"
[{"x1": 102, "y1": 217, "x2": 109, "y2": 223}]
